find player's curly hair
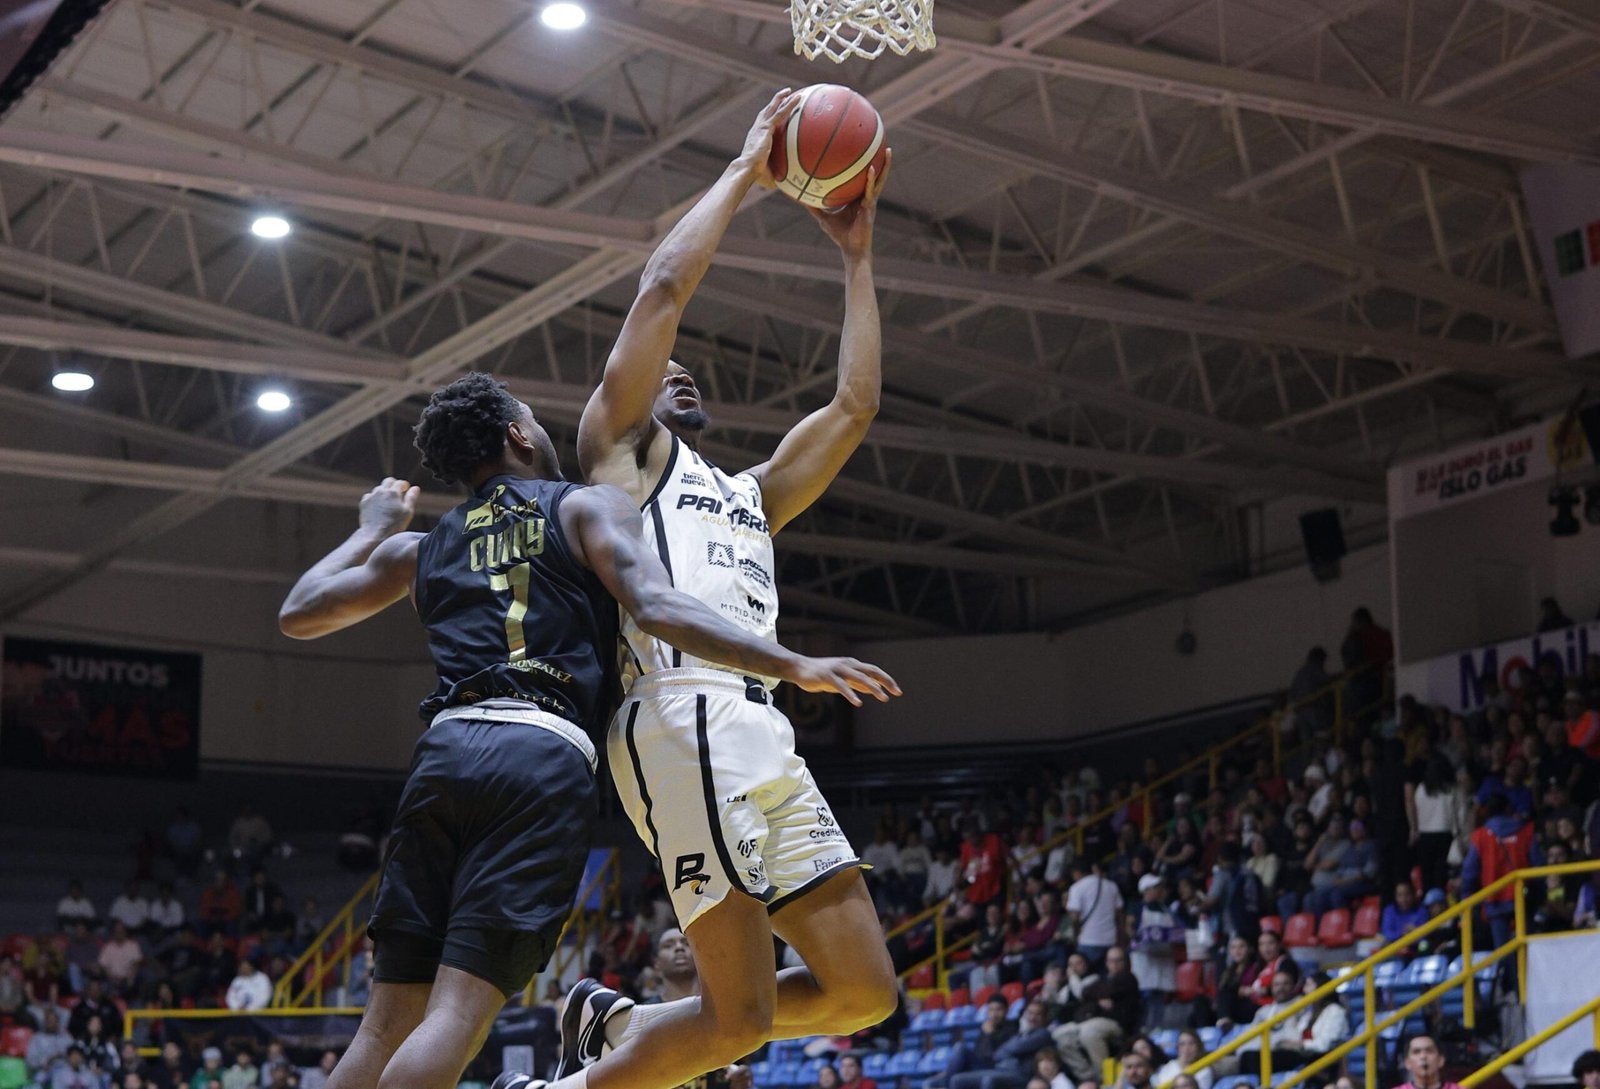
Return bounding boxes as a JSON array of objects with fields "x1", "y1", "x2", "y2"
[{"x1": 412, "y1": 372, "x2": 523, "y2": 485}]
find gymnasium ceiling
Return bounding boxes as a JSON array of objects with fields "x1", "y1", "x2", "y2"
[{"x1": 0, "y1": 0, "x2": 1596, "y2": 638}]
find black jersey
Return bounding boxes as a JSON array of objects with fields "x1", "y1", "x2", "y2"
[{"x1": 414, "y1": 475, "x2": 619, "y2": 735}]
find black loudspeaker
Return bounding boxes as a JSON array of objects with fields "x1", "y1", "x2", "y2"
[
  {"x1": 1578, "y1": 403, "x2": 1600, "y2": 464},
  {"x1": 1300, "y1": 508, "x2": 1347, "y2": 582}
]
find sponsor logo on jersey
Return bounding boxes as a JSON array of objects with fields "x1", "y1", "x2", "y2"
[
  {"x1": 746, "y1": 595, "x2": 766, "y2": 615},
  {"x1": 677, "y1": 494, "x2": 723, "y2": 514},
  {"x1": 464, "y1": 485, "x2": 539, "y2": 531},
  {"x1": 729, "y1": 506, "x2": 769, "y2": 534},
  {"x1": 746, "y1": 862, "x2": 766, "y2": 885},
  {"x1": 813, "y1": 856, "x2": 850, "y2": 873},
  {"x1": 681, "y1": 472, "x2": 711, "y2": 488},
  {"x1": 707, "y1": 542, "x2": 735, "y2": 568},
  {"x1": 674, "y1": 853, "x2": 711, "y2": 895},
  {"x1": 808, "y1": 827, "x2": 846, "y2": 841},
  {"x1": 817, "y1": 806, "x2": 835, "y2": 828},
  {"x1": 738, "y1": 558, "x2": 772, "y2": 589},
  {"x1": 736, "y1": 837, "x2": 758, "y2": 858}
]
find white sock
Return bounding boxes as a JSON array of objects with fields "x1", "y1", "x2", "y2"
[{"x1": 607, "y1": 999, "x2": 679, "y2": 1050}]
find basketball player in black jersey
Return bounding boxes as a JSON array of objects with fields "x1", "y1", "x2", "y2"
[{"x1": 277, "y1": 372, "x2": 896, "y2": 1089}]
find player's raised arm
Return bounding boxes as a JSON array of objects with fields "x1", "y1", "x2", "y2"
[
  {"x1": 577, "y1": 91, "x2": 799, "y2": 493},
  {"x1": 279, "y1": 478, "x2": 423, "y2": 639},
  {"x1": 747, "y1": 153, "x2": 889, "y2": 534},
  {"x1": 560, "y1": 484, "x2": 899, "y2": 706}
]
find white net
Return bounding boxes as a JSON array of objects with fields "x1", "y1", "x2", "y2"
[{"x1": 790, "y1": 0, "x2": 935, "y2": 63}]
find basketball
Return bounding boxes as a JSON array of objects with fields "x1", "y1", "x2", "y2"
[{"x1": 769, "y1": 84, "x2": 888, "y2": 210}]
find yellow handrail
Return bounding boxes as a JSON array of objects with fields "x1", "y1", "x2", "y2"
[
  {"x1": 1172, "y1": 861, "x2": 1600, "y2": 1089},
  {"x1": 123, "y1": 1005, "x2": 367, "y2": 1056},
  {"x1": 1461, "y1": 993, "x2": 1600, "y2": 1087},
  {"x1": 272, "y1": 872, "x2": 380, "y2": 1008},
  {"x1": 899, "y1": 666, "x2": 1385, "y2": 994}
]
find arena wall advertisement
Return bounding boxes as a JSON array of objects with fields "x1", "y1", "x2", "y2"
[
  {"x1": 1386, "y1": 415, "x2": 1591, "y2": 522},
  {"x1": 0, "y1": 636, "x2": 202, "y2": 779},
  {"x1": 1394, "y1": 621, "x2": 1596, "y2": 713}
]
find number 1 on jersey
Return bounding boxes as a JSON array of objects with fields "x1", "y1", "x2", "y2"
[{"x1": 488, "y1": 562, "x2": 531, "y2": 663}]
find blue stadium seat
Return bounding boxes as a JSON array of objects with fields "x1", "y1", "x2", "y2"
[
  {"x1": 1006, "y1": 997, "x2": 1025, "y2": 1019},
  {"x1": 769, "y1": 1062, "x2": 800, "y2": 1088},
  {"x1": 887, "y1": 1051, "x2": 923, "y2": 1078},
  {"x1": 930, "y1": 1028, "x2": 957, "y2": 1049},
  {"x1": 910, "y1": 1009, "x2": 944, "y2": 1033},
  {"x1": 1390, "y1": 955, "x2": 1447, "y2": 1004},
  {"x1": 751, "y1": 1062, "x2": 774, "y2": 1087},
  {"x1": 1198, "y1": 1027, "x2": 1222, "y2": 1050},
  {"x1": 1219, "y1": 1024, "x2": 1246, "y2": 1046},
  {"x1": 947, "y1": 1005, "x2": 982, "y2": 1026},
  {"x1": 1212, "y1": 1076, "x2": 1255, "y2": 1089},
  {"x1": 917, "y1": 1048, "x2": 952, "y2": 1075},
  {"x1": 863, "y1": 1054, "x2": 890, "y2": 1079},
  {"x1": 1151, "y1": 1029, "x2": 1180, "y2": 1054}
]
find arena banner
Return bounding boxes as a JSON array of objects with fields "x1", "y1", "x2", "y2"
[
  {"x1": 1386, "y1": 415, "x2": 1591, "y2": 522},
  {"x1": 149, "y1": 1012, "x2": 362, "y2": 1065},
  {"x1": 0, "y1": 636, "x2": 201, "y2": 779},
  {"x1": 1521, "y1": 164, "x2": 1600, "y2": 359},
  {"x1": 1394, "y1": 620, "x2": 1597, "y2": 712}
]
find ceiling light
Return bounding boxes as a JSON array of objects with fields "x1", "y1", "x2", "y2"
[
  {"x1": 540, "y1": 2, "x2": 587, "y2": 29},
  {"x1": 250, "y1": 215, "x2": 291, "y2": 239},
  {"x1": 257, "y1": 389, "x2": 292, "y2": 413},
  {"x1": 51, "y1": 371, "x2": 94, "y2": 392}
]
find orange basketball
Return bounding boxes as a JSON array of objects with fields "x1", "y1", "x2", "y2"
[{"x1": 768, "y1": 84, "x2": 887, "y2": 210}]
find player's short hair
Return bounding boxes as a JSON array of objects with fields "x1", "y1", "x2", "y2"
[{"x1": 413, "y1": 372, "x2": 523, "y2": 485}]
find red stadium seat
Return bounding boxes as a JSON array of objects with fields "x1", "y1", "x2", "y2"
[
  {"x1": 1259, "y1": 915, "x2": 1282, "y2": 935},
  {"x1": 1, "y1": 1027, "x2": 32, "y2": 1058},
  {"x1": 1175, "y1": 961, "x2": 1203, "y2": 1002},
  {"x1": 1000, "y1": 982, "x2": 1025, "y2": 1004},
  {"x1": 1283, "y1": 912, "x2": 1318, "y2": 948},
  {"x1": 920, "y1": 992, "x2": 946, "y2": 1011},
  {"x1": 972, "y1": 985, "x2": 997, "y2": 1007},
  {"x1": 1353, "y1": 901, "x2": 1382, "y2": 940},
  {"x1": 1024, "y1": 979, "x2": 1045, "y2": 999},
  {"x1": 948, "y1": 987, "x2": 971, "y2": 1008},
  {"x1": 907, "y1": 966, "x2": 935, "y2": 990},
  {"x1": 1317, "y1": 909, "x2": 1353, "y2": 948}
]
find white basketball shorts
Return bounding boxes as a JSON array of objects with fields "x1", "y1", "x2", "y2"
[{"x1": 606, "y1": 668, "x2": 863, "y2": 930}]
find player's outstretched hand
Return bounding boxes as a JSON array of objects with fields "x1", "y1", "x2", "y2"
[
  {"x1": 807, "y1": 148, "x2": 891, "y2": 258},
  {"x1": 789, "y1": 655, "x2": 902, "y2": 706},
  {"x1": 359, "y1": 477, "x2": 420, "y2": 537},
  {"x1": 740, "y1": 88, "x2": 803, "y2": 189}
]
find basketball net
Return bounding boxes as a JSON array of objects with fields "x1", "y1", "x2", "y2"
[{"x1": 789, "y1": 0, "x2": 935, "y2": 62}]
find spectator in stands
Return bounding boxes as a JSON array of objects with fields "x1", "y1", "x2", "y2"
[
  {"x1": 62, "y1": 921, "x2": 100, "y2": 994},
  {"x1": 1300, "y1": 971, "x2": 1348, "y2": 1063},
  {"x1": 1289, "y1": 648, "x2": 1335, "y2": 740},
  {"x1": 926, "y1": 849, "x2": 959, "y2": 905},
  {"x1": 258, "y1": 1043, "x2": 291, "y2": 1087},
  {"x1": 107, "y1": 882, "x2": 150, "y2": 935},
  {"x1": 260, "y1": 895, "x2": 297, "y2": 958},
  {"x1": 227, "y1": 808, "x2": 273, "y2": 869},
  {"x1": 1051, "y1": 946, "x2": 1138, "y2": 1083},
  {"x1": 1572, "y1": 1050, "x2": 1600, "y2": 1089},
  {"x1": 28, "y1": 1009, "x2": 74, "y2": 1075},
  {"x1": 189, "y1": 1051, "x2": 225, "y2": 1089},
  {"x1": 164, "y1": 808, "x2": 204, "y2": 879},
  {"x1": 966, "y1": 904, "x2": 1008, "y2": 991},
  {"x1": 148, "y1": 884, "x2": 184, "y2": 935},
  {"x1": 1538, "y1": 597, "x2": 1574, "y2": 633},
  {"x1": 1308, "y1": 818, "x2": 1379, "y2": 914},
  {"x1": 1407, "y1": 755, "x2": 1462, "y2": 892},
  {"x1": 241, "y1": 870, "x2": 282, "y2": 935},
  {"x1": 52, "y1": 1047, "x2": 97, "y2": 1089},
  {"x1": 1214, "y1": 935, "x2": 1262, "y2": 1027},
  {"x1": 1393, "y1": 1034, "x2": 1461, "y2": 1089},
  {"x1": 951, "y1": 999, "x2": 1055, "y2": 1089},
  {"x1": 933, "y1": 996, "x2": 1014, "y2": 1088},
  {"x1": 1245, "y1": 835, "x2": 1279, "y2": 897},
  {"x1": 97, "y1": 922, "x2": 143, "y2": 996},
  {"x1": 0, "y1": 953, "x2": 30, "y2": 1029},
  {"x1": 1028, "y1": 1048, "x2": 1072, "y2": 1089},
  {"x1": 1155, "y1": 1031, "x2": 1212, "y2": 1089},
  {"x1": 296, "y1": 1053, "x2": 339, "y2": 1089},
  {"x1": 221, "y1": 1052, "x2": 258, "y2": 1089},
  {"x1": 1128, "y1": 875, "x2": 1179, "y2": 1024},
  {"x1": 1066, "y1": 862, "x2": 1124, "y2": 967},
  {"x1": 1247, "y1": 930, "x2": 1288, "y2": 1007},
  {"x1": 224, "y1": 958, "x2": 270, "y2": 1011},
  {"x1": 295, "y1": 898, "x2": 324, "y2": 952},
  {"x1": 69, "y1": 980, "x2": 123, "y2": 1041},
  {"x1": 150, "y1": 1043, "x2": 188, "y2": 1089},
  {"x1": 1109, "y1": 1050, "x2": 1151, "y2": 1089},
  {"x1": 816, "y1": 1065, "x2": 840, "y2": 1089},
  {"x1": 74, "y1": 1013, "x2": 120, "y2": 1076},
  {"x1": 1380, "y1": 883, "x2": 1428, "y2": 947},
  {"x1": 197, "y1": 871, "x2": 242, "y2": 937},
  {"x1": 1566, "y1": 690, "x2": 1600, "y2": 772},
  {"x1": 901, "y1": 832, "x2": 934, "y2": 902},
  {"x1": 56, "y1": 880, "x2": 97, "y2": 931},
  {"x1": 1238, "y1": 961, "x2": 1310, "y2": 1076},
  {"x1": 1533, "y1": 842, "x2": 1581, "y2": 932},
  {"x1": 1056, "y1": 952, "x2": 1098, "y2": 1009},
  {"x1": 1342, "y1": 607, "x2": 1393, "y2": 717},
  {"x1": 961, "y1": 819, "x2": 1008, "y2": 909},
  {"x1": 1411, "y1": 890, "x2": 1459, "y2": 958},
  {"x1": 1463, "y1": 792, "x2": 1542, "y2": 951}
]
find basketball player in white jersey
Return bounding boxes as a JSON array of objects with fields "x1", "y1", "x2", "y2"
[{"x1": 518, "y1": 92, "x2": 897, "y2": 1089}]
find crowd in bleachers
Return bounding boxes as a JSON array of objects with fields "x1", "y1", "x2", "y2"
[
  {"x1": 574, "y1": 607, "x2": 1600, "y2": 1089},
  {"x1": 0, "y1": 806, "x2": 361, "y2": 1089}
]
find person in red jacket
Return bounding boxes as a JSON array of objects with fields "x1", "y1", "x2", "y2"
[{"x1": 959, "y1": 820, "x2": 1006, "y2": 908}]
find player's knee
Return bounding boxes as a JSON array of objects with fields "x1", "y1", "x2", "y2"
[
  {"x1": 837, "y1": 974, "x2": 899, "y2": 1032},
  {"x1": 704, "y1": 999, "x2": 773, "y2": 1059}
]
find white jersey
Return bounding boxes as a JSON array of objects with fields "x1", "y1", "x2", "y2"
[{"x1": 621, "y1": 435, "x2": 780, "y2": 686}]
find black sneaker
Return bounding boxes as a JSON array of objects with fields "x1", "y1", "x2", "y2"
[
  {"x1": 555, "y1": 978, "x2": 636, "y2": 1077},
  {"x1": 489, "y1": 1073, "x2": 544, "y2": 1089}
]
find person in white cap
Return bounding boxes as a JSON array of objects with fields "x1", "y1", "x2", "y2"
[{"x1": 1128, "y1": 874, "x2": 1180, "y2": 1026}]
